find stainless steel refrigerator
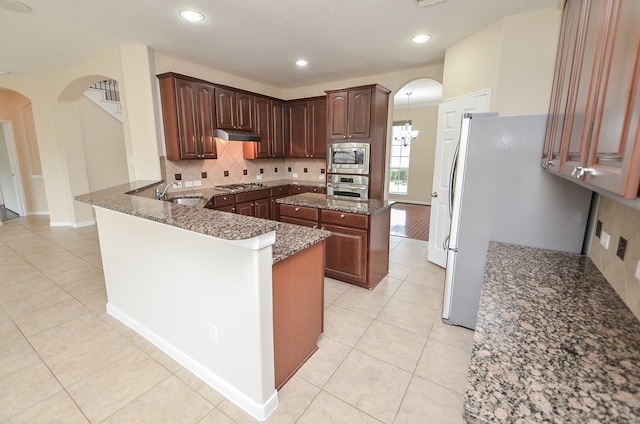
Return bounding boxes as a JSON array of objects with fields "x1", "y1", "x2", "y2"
[{"x1": 442, "y1": 113, "x2": 593, "y2": 330}]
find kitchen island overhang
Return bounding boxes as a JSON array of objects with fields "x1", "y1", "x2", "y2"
[{"x1": 76, "y1": 181, "x2": 330, "y2": 422}]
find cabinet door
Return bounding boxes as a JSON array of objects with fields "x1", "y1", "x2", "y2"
[
  {"x1": 543, "y1": 0, "x2": 586, "y2": 170},
  {"x1": 253, "y1": 96, "x2": 272, "y2": 158},
  {"x1": 309, "y1": 98, "x2": 327, "y2": 158},
  {"x1": 215, "y1": 205, "x2": 236, "y2": 213},
  {"x1": 215, "y1": 87, "x2": 236, "y2": 130},
  {"x1": 327, "y1": 91, "x2": 348, "y2": 140},
  {"x1": 585, "y1": 0, "x2": 640, "y2": 197},
  {"x1": 323, "y1": 224, "x2": 368, "y2": 284},
  {"x1": 280, "y1": 216, "x2": 317, "y2": 228},
  {"x1": 287, "y1": 101, "x2": 309, "y2": 157},
  {"x1": 347, "y1": 88, "x2": 372, "y2": 139},
  {"x1": 559, "y1": 0, "x2": 603, "y2": 179},
  {"x1": 175, "y1": 80, "x2": 199, "y2": 159},
  {"x1": 272, "y1": 101, "x2": 287, "y2": 157},
  {"x1": 236, "y1": 92, "x2": 255, "y2": 131},
  {"x1": 196, "y1": 83, "x2": 217, "y2": 159},
  {"x1": 254, "y1": 198, "x2": 270, "y2": 219},
  {"x1": 235, "y1": 201, "x2": 253, "y2": 217}
]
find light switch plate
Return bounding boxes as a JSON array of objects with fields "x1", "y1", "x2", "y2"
[
  {"x1": 635, "y1": 261, "x2": 640, "y2": 281},
  {"x1": 256, "y1": 175, "x2": 262, "y2": 180},
  {"x1": 292, "y1": 173, "x2": 298, "y2": 178},
  {"x1": 208, "y1": 323, "x2": 218, "y2": 345},
  {"x1": 184, "y1": 181, "x2": 194, "y2": 187},
  {"x1": 193, "y1": 180, "x2": 201, "y2": 186},
  {"x1": 318, "y1": 174, "x2": 325, "y2": 180},
  {"x1": 600, "y1": 231, "x2": 610, "y2": 249}
]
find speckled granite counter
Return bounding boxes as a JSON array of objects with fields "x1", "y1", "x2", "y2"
[
  {"x1": 75, "y1": 180, "x2": 330, "y2": 264},
  {"x1": 465, "y1": 242, "x2": 640, "y2": 423},
  {"x1": 276, "y1": 193, "x2": 395, "y2": 215}
]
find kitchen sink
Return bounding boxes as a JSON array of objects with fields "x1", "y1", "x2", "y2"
[{"x1": 167, "y1": 196, "x2": 203, "y2": 206}]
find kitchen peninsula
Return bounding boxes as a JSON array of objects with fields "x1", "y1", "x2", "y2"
[{"x1": 76, "y1": 180, "x2": 330, "y2": 421}]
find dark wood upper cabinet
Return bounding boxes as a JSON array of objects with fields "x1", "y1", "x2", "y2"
[
  {"x1": 544, "y1": 0, "x2": 640, "y2": 199},
  {"x1": 214, "y1": 87, "x2": 254, "y2": 131},
  {"x1": 243, "y1": 97, "x2": 287, "y2": 159},
  {"x1": 327, "y1": 88, "x2": 371, "y2": 140},
  {"x1": 157, "y1": 73, "x2": 217, "y2": 160},
  {"x1": 286, "y1": 97, "x2": 326, "y2": 159}
]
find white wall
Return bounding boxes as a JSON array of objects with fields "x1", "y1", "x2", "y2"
[
  {"x1": 442, "y1": 6, "x2": 562, "y2": 115},
  {"x1": 78, "y1": 96, "x2": 129, "y2": 191}
]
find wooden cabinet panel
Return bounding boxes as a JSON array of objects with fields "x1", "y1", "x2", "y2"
[
  {"x1": 323, "y1": 224, "x2": 368, "y2": 285},
  {"x1": 585, "y1": 0, "x2": 640, "y2": 197},
  {"x1": 290, "y1": 186, "x2": 326, "y2": 195},
  {"x1": 309, "y1": 98, "x2": 327, "y2": 158},
  {"x1": 347, "y1": 88, "x2": 372, "y2": 139},
  {"x1": 215, "y1": 87, "x2": 254, "y2": 131},
  {"x1": 279, "y1": 204, "x2": 318, "y2": 221},
  {"x1": 214, "y1": 87, "x2": 236, "y2": 130},
  {"x1": 236, "y1": 201, "x2": 254, "y2": 217},
  {"x1": 287, "y1": 100, "x2": 309, "y2": 158},
  {"x1": 280, "y1": 216, "x2": 318, "y2": 228},
  {"x1": 272, "y1": 101, "x2": 287, "y2": 157},
  {"x1": 213, "y1": 195, "x2": 235, "y2": 208},
  {"x1": 236, "y1": 189, "x2": 269, "y2": 203},
  {"x1": 544, "y1": 0, "x2": 640, "y2": 199},
  {"x1": 321, "y1": 210, "x2": 368, "y2": 228},
  {"x1": 327, "y1": 91, "x2": 348, "y2": 140},
  {"x1": 254, "y1": 198, "x2": 270, "y2": 219},
  {"x1": 158, "y1": 74, "x2": 217, "y2": 160},
  {"x1": 272, "y1": 241, "x2": 324, "y2": 390}
]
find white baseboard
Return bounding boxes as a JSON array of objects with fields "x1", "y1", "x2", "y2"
[
  {"x1": 49, "y1": 220, "x2": 96, "y2": 228},
  {"x1": 28, "y1": 211, "x2": 49, "y2": 216},
  {"x1": 106, "y1": 303, "x2": 278, "y2": 421}
]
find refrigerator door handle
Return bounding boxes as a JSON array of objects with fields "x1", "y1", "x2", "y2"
[{"x1": 448, "y1": 142, "x2": 460, "y2": 218}]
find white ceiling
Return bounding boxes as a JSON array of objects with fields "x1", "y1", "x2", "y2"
[{"x1": 0, "y1": 0, "x2": 560, "y2": 89}]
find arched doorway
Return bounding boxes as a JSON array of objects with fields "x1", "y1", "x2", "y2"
[{"x1": 0, "y1": 89, "x2": 47, "y2": 221}]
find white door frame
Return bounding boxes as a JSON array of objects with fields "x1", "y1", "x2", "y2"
[
  {"x1": 0, "y1": 120, "x2": 27, "y2": 216},
  {"x1": 427, "y1": 89, "x2": 491, "y2": 267}
]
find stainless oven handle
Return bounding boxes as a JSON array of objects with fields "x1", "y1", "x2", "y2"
[{"x1": 328, "y1": 184, "x2": 366, "y2": 190}]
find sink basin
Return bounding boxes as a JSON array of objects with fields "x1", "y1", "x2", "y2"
[{"x1": 167, "y1": 196, "x2": 203, "y2": 206}]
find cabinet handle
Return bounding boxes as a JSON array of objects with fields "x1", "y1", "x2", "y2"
[
  {"x1": 232, "y1": 207, "x2": 236, "y2": 212},
  {"x1": 340, "y1": 214, "x2": 345, "y2": 218},
  {"x1": 542, "y1": 160, "x2": 555, "y2": 169},
  {"x1": 348, "y1": 135, "x2": 352, "y2": 138},
  {"x1": 572, "y1": 166, "x2": 593, "y2": 178},
  {"x1": 295, "y1": 207, "x2": 300, "y2": 211},
  {"x1": 343, "y1": 136, "x2": 347, "y2": 139}
]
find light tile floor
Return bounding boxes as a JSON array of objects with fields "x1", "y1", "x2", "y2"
[{"x1": 0, "y1": 216, "x2": 474, "y2": 423}]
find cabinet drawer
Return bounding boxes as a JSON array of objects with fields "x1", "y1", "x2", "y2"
[
  {"x1": 213, "y1": 195, "x2": 235, "y2": 207},
  {"x1": 291, "y1": 186, "x2": 325, "y2": 194},
  {"x1": 321, "y1": 210, "x2": 368, "y2": 229},
  {"x1": 236, "y1": 189, "x2": 269, "y2": 203},
  {"x1": 280, "y1": 204, "x2": 319, "y2": 221},
  {"x1": 270, "y1": 186, "x2": 290, "y2": 197}
]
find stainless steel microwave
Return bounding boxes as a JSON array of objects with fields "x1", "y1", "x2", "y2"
[{"x1": 327, "y1": 142, "x2": 370, "y2": 174}]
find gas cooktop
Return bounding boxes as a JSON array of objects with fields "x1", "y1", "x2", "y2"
[{"x1": 215, "y1": 182, "x2": 265, "y2": 191}]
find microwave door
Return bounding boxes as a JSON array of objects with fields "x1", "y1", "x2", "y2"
[{"x1": 333, "y1": 151, "x2": 356, "y2": 164}]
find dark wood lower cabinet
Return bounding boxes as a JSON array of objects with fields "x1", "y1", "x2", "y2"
[
  {"x1": 272, "y1": 241, "x2": 324, "y2": 390},
  {"x1": 323, "y1": 224, "x2": 368, "y2": 285}
]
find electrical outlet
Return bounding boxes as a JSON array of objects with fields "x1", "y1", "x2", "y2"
[
  {"x1": 174, "y1": 173, "x2": 182, "y2": 181},
  {"x1": 303, "y1": 167, "x2": 308, "y2": 173},
  {"x1": 243, "y1": 169, "x2": 248, "y2": 176},
  {"x1": 318, "y1": 174, "x2": 325, "y2": 180},
  {"x1": 636, "y1": 261, "x2": 640, "y2": 281},
  {"x1": 256, "y1": 175, "x2": 262, "y2": 180},
  {"x1": 184, "y1": 181, "x2": 194, "y2": 188},
  {"x1": 616, "y1": 237, "x2": 627, "y2": 260},
  {"x1": 224, "y1": 170, "x2": 229, "y2": 177},
  {"x1": 193, "y1": 180, "x2": 201, "y2": 187},
  {"x1": 292, "y1": 173, "x2": 298, "y2": 178},
  {"x1": 208, "y1": 323, "x2": 218, "y2": 345},
  {"x1": 595, "y1": 220, "x2": 602, "y2": 238},
  {"x1": 600, "y1": 231, "x2": 610, "y2": 249}
]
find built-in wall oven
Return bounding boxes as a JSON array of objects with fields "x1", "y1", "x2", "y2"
[
  {"x1": 327, "y1": 142, "x2": 370, "y2": 175},
  {"x1": 326, "y1": 175, "x2": 369, "y2": 199}
]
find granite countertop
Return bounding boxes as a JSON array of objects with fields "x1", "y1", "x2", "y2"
[
  {"x1": 465, "y1": 242, "x2": 640, "y2": 423},
  {"x1": 75, "y1": 180, "x2": 330, "y2": 264},
  {"x1": 276, "y1": 193, "x2": 395, "y2": 215}
]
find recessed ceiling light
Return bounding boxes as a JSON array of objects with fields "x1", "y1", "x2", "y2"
[
  {"x1": 0, "y1": 0, "x2": 32, "y2": 13},
  {"x1": 411, "y1": 34, "x2": 431, "y2": 44},
  {"x1": 296, "y1": 59, "x2": 308, "y2": 67},
  {"x1": 180, "y1": 10, "x2": 204, "y2": 22}
]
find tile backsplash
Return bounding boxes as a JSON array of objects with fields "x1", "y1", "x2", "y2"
[
  {"x1": 589, "y1": 195, "x2": 640, "y2": 320},
  {"x1": 160, "y1": 140, "x2": 326, "y2": 188}
]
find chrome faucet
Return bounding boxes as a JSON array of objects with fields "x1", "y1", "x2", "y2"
[{"x1": 155, "y1": 181, "x2": 179, "y2": 200}]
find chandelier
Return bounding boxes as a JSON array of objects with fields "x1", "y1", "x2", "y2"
[{"x1": 394, "y1": 92, "x2": 419, "y2": 147}]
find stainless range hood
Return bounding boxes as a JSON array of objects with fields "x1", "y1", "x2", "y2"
[{"x1": 214, "y1": 129, "x2": 262, "y2": 142}]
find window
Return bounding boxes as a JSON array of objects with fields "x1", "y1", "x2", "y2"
[{"x1": 389, "y1": 122, "x2": 412, "y2": 194}]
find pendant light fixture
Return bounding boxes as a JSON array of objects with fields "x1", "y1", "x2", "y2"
[{"x1": 396, "y1": 92, "x2": 420, "y2": 147}]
